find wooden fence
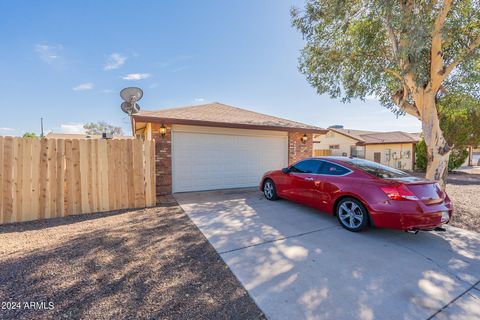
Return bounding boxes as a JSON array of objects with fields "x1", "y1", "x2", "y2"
[
  {"x1": 0, "y1": 137, "x2": 156, "y2": 225},
  {"x1": 314, "y1": 149, "x2": 332, "y2": 157}
]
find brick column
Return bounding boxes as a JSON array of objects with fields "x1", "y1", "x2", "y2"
[
  {"x1": 288, "y1": 132, "x2": 313, "y2": 165},
  {"x1": 151, "y1": 123, "x2": 172, "y2": 197}
]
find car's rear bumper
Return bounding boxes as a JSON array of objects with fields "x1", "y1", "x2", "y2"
[{"x1": 368, "y1": 200, "x2": 453, "y2": 231}]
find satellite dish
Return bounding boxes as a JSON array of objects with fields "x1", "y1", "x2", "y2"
[
  {"x1": 120, "y1": 87, "x2": 143, "y2": 115},
  {"x1": 121, "y1": 101, "x2": 140, "y2": 114}
]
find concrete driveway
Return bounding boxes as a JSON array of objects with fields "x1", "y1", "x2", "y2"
[{"x1": 175, "y1": 189, "x2": 480, "y2": 320}]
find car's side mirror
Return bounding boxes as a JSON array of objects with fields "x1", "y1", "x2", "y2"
[{"x1": 282, "y1": 167, "x2": 291, "y2": 174}]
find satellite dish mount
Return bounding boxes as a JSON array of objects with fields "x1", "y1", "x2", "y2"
[{"x1": 120, "y1": 87, "x2": 143, "y2": 115}]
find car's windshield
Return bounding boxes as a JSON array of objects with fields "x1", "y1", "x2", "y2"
[{"x1": 342, "y1": 158, "x2": 411, "y2": 179}]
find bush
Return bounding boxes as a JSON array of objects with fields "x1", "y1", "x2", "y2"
[
  {"x1": 415, "y1": 140, "x2": 428, "y2": 171},
  {"x1": 415, "y1": 139, "x2": 468, "y2": 172}
]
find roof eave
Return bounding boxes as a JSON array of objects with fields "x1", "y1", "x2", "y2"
[{"x1": 132, "y1": 115, "x2": 327, "y2": 134}]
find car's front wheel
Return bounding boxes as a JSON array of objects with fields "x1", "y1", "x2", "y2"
[
  {"x1": 263, "y1": 179, "x2": 278, "y2": 201},
  {"x1": 336, "y1": 198, "x2": 369, "y2": 232}
]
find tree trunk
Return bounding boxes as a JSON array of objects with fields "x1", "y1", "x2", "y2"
[{"x1": 420, "y1": 95, "x2": 451, "y2": 189}]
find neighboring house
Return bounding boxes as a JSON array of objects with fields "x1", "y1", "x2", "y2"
[
  {"x1": 45, "y1": 133, "x2": 134, "y2": 139},
  {"x1": 132, "y1": 102, "x2": 326, "y2": 195},
  {"x1": 314, "y1": 127, "x2": 420, "y2": 170}
]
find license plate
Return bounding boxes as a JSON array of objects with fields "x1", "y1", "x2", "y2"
[{"x1": 441, "y1": 211, "x2": 450, "y2": 223}]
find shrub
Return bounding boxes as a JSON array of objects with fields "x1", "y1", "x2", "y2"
[{"x1": 415, "y1": 139, "x2": 469, "y2": 172}]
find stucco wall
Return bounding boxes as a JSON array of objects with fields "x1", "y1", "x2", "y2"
[
  {"x1": 313, "y1": 132, "x2": 358, "y2": 156},
  {"x1": 365, "y1": 143, "x2": 415, "y2": 170}
]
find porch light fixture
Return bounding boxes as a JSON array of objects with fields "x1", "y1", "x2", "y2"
[
  {"x1": 301, "y1": 134, "x2": 308, "y2": 144},
  {"x1": 159, "y1": 124, "x2": 167, "y2": 138}
]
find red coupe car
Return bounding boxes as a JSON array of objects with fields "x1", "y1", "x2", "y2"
[{"x1": 260, "y1": 157, "x2": 452, "y2": 232}]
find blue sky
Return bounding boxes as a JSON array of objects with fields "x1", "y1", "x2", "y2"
[{"x1": 0, "y1": 0, "x2": 421, "y2": 136}]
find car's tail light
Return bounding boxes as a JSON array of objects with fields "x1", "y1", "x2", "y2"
[{"x1": 380, "y1": 185, "x2": 419, "y2": 201}]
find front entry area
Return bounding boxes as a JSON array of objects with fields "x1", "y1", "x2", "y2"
[{"x1": 171, "y1": 125, "x2": 288, "y2": 193}]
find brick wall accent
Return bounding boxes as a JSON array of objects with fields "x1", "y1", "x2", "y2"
[
  {"x1": 288, "y1": 132, "x2": 313, "y2": 165},
  {"x1": 151, "y1": 123, "x2": 172, "y2": 198}
]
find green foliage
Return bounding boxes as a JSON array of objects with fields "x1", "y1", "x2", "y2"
[
  {"x1": 416, "y1": 139, "x2": 470, "y2": 172},
  {"x1": 448, "y1": 148, "x2": 469, "y2": 171},
  {"x1": 438, "y1": 93, "x2": 480, "y2": 148},
  {"x1": 83, "y1": 121, "x2": 123, "y2": 136},
  {"x1": 291, "y1": 0, "x2": 480, "y2": 114},
  {"x1": 22, "y1": 132, "x2": 37, "y2": 138},
  {"x1": 415, "y1": 139, "x2": 428, "y2": 171}
]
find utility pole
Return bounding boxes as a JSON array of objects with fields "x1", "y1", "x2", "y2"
[{"x1": 40, "y1": 118, "x2": 44, "y2": 137}]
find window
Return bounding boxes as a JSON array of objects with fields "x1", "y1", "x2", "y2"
[
  {"x1": 342, "y1": 158, "x2": 410, "y2": 179},
  {"x1": 317, "y1": 161, "x2": 351, "y2": 176},
  {"x1": 329, "y1": 144, "x2": 340, "y2": 150},
  {"x1": 290, "y1": 160, "x2": 321, "y2": 173}
]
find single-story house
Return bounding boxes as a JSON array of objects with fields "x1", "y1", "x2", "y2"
[
  {"x1": 45, "y1": 133, "x2": 134, "y2": 139},
  {"x1": 314, "y1": 126, "x2": 420, "y2": 170},
  {"x1": 132, "y1": 102, "x2": 326, "y2": 195}
]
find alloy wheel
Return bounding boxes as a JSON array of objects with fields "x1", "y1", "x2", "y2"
[{"x1": 338, "y1": 200, "x2": 364, "y2": 229}]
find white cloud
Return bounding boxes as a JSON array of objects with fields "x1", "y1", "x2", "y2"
[
  {"x1": 194, "y1": 98, "x2": 205, "y2": 103},
  {"x1": 59, "y1": 123, "x2": 85, "y2": 134},
  {"x1": 100, "y1": 89, "x2": 113, "y2": 93},
  {"x1": 73, "y1": 82, "x2": 94, "y2": 91},
  {"x1": 35, "y1": 43, "x2": 63, "y2": 64},
  {"x1": 104, "y1": 53, "x2": 127, "y2": 70},
  {"x1": 0, "y1": 127, "x2": 15, "y2": 131},
  {"x1": 122, "y1": 73, "x2": 151, "y2": 80}
]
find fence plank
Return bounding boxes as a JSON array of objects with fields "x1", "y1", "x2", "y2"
[
  {"x1": 31, "y1": 139, "x2": 41, "y2": 219},
  {"x1": 72, "y1": 139, "x2": 82, "y2": 214},
  {"x1": 2, "y1": 137, "x2": 13, "y2": 223},
  {"x1": 47, "y1": 139, "x2": 57, "y2": 218},
  {"x1": 56, "y1": 139, "x2": 65, "y2": 217},
  {"x1": 64, "y1": 140, "x2": 74, "y2": 215},
  {"x1": 126, "y1": 139, "x2": 135, "y2": 208},
  {"x1": 38, "y1": 139, "x2": 48, "y2": 220},
  {"x1": 21, "y1": 138, "x2": 32, "y2": 220},
  {"x1": 99, "y1": 140, "x2": 109, "y2": 211},
  {"x1": 79, "y1": 139, "x2": 90, "y2": 213},
  {"x1": 144, "y1": 140, "x2": 152, "y2": 206},
  {"x1": 0, "y1": 137, "x2": 3, "y2": 219},
  {"x1": 89, "y1": 140, "x2": 97, "y2": 212},
  {"x1": 133, "y1": 140, "x2": 145, "y2": 207},
  {"x1": 150, "y1": 140, "x2": 156, "y2": 206}
]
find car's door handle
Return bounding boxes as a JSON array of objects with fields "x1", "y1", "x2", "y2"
[{"x1": 304, "y1": 177, "x2": 314, "y2": 181}]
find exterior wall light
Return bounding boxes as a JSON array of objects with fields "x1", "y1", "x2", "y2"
[
  {"x1": 301, "y1": 133, "x2": 308, "y2": 144},
  {"x1": 159, "y1": 124, "x2": 167, "y2": 138}
]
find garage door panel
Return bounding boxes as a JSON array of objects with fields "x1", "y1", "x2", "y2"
[{"x1": 172, "y1": 131, "x2": 287, "y2": 192}]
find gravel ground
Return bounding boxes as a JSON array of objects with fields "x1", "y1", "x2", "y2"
[
  {"x1": 0, "y1": 204, "x2": 265, "y2": 320},
  {"x1": 445, "y1": 172, "x2": 480, "y2": 233}
]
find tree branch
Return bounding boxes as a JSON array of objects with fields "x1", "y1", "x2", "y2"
[
  {"x1": 441, "y1": 36, "x2": 480, "y2": 80},
  {"x1": 430, "y1": 0, "x2": 453, "y2": 92}
]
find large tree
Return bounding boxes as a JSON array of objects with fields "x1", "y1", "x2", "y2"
[
  {"x1": 291, "y1": 0, "x2": 479, "y2": 188},
  {"x1": 83, "y1": 121, "x2": 124, "y2": 136}
]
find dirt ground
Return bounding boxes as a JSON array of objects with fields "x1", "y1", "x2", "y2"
[
  {"x1": 445, "y1": 172, "x2": 480, "y2": 233},
  {"x1": 0, "y1": 204, "x2": 265, "y2": 320}
]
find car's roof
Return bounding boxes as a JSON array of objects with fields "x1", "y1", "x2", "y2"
[{"x1": 307, "y1": 156, "x2": 354, "y2": 164}]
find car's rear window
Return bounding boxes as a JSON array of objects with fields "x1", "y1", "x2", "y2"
[{"x1": 343, "y1": 158, "x2": 411, "y2": 179}]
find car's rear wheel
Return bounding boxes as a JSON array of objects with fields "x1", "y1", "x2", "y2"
[
  {"x1": 263, "y1": 179, "x2": 278, "y2": 201},
  {"x1": 336, "y1": 198, "x2": 369, "y2": 232}
]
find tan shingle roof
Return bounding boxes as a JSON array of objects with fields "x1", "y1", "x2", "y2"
[
  {"x1": 329, "y1": 128, "x2": 420, "y2": 145},
  {"x1": 134, "y1": 102, "x2": 325, "y2": 132},
  {"x1": 45, "y1": 133, "x2": 134, "y2": 139}
]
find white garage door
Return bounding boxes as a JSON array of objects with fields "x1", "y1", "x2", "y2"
[{"x1": 172, "y1": 125, "x2": 288, "y2": 193}]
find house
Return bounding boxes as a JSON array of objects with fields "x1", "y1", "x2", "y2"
[
  {"x1": 314, "y1": 126, "x2": 420, "y2": 170},
  {"x1": 131, "y1": 102, "x2": 326, "y2": 195},
  {"x1": 45, "y1": 133, "x2": 134, "y2": 139}
]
